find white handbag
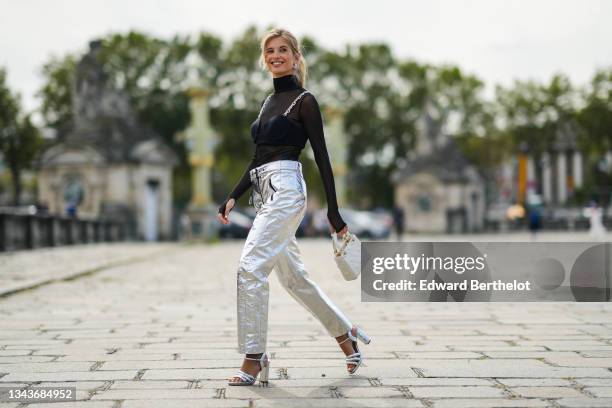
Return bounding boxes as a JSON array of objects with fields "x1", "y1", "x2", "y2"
[{"x1": 331, "y1": 231, "x2": 361, "y2": 281}]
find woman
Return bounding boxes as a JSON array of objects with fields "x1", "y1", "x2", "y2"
[{"x1": 217, "y1": 28, "x2": 371, "y2": 386}]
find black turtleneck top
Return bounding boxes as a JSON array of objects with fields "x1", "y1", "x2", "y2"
[{"x1": 219, "y1": 74, "x2": 346, "y2": 233}]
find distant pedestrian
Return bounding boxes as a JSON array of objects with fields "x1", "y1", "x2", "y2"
[
  {"x1": 587, "y1": 201, "x2": 606, "y2": 241},
  {"x1": 180, "y1": 213, "x2": 192, "y2": 241},
  {"x1": 527, "y1": 205, "x2": 541, "y2": 241},
  {"x1": 393, "y1": 205, "x2": 405, "y2": 241},
  {"x1": 65, "y1": 200, "x2": 78, "y2": 218}
]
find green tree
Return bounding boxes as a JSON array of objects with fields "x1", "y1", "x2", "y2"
[
  {"x1": 0, "y1": 67, "x2": 43, "y2": 205},
  {"x1": 495, "y1": 74, "x2": 578, "y2": 156},
  {"x1": 578, "y1": 69, "x2": 612, "y2": 156},
  {"x1": 577, "y1": 69, "x2": 612, "y2": 206},
  {"x1": 38, "y1": 55, "x2": 77, "y2": 138}
]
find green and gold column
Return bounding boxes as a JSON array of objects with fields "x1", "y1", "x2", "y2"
[
  {"x1": 184, "y1": 87, "x2": 216, "y2": 208},
  {"x1": 324, "y1": 106, "x2": 347, "y2": 207}
]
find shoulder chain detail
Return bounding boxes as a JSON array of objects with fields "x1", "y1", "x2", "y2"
[
  {"x1": 256, "y1": 94, "x2": 273, "y2": 121},
  {"x1": 283, "y1": 90, "x2": 310, "y2": 117}
]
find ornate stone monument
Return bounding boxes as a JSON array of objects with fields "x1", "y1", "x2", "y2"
[
  {"x1": 391, "y1": 102, "x2": 485, "y2": 233},
  {"x1": 37, "y1": 40, "x2": 178, "y2": 241}
]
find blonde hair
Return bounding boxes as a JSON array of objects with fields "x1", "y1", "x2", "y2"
[{"x1": 259, "y1": 28, "x2": 307, "y2": 87}]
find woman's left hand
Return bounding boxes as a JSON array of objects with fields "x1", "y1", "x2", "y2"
[{"x1": 328, "y1": 220, "x2": 349, "y2": 238}]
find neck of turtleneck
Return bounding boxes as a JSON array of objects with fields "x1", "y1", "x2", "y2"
[{"x1": 273, "y1": 74, "x2": 300, "y2": 93}]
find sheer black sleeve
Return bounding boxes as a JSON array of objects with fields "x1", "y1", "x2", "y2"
[
  {"x1": 299, "y1": 93, "x2": 347, "y2": 233},
  {"x1": 218, "y1": 156, "x2": 255, "y2": 215},
  {"x1": 219, "y1": 97, "x2": 267, "y2": 215}
]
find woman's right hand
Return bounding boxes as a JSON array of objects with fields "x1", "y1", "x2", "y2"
[{"x1": 217, "y1": 198, "x2": 235, "y2": 225}]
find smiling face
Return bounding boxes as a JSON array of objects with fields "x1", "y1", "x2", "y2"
[{"x1": 264, "y1": 36, "x2": 299, "y2": 78}]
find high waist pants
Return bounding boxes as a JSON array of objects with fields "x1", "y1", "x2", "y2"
[{"x1": 237, "y1": 160, "x2": 353, "y2": 354}]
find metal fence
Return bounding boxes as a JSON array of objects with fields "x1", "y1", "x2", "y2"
[{"x1": 0, "y1": 212, "x2": 127, "y2": 252}]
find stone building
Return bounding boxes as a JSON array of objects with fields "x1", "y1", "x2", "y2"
[
  {"x1": 391, "y1": 106, "x2": 485, "y2": 233},
  {"x1": 37, "y1": 40, "x2": 178, "y2": 241}
]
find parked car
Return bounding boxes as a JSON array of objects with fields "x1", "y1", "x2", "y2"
[
  {"x1": 312, "y1": 208, "x2": 392, "y2": 239},
  {"x1": 218, "y1": 208, "x2": 254, "y2": 239}
]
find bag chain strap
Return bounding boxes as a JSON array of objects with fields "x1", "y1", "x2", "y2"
[
  {"x1": 333, "y1": 232, "x2": 353, "y2": 257},
  {"x1": 283, "y1": 90, "x2": 310, "y2": 116}
]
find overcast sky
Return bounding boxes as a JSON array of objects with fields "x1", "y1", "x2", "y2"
[{"x1": 1, "y1": 0, "x2": 611, "y2": 114}]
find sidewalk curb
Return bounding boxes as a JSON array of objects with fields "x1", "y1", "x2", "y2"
[{"x1": 0, "y1": 246, "x2": 177, "y2": 298}]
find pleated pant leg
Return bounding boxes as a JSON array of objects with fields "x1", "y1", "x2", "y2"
[{"x1": 275, "y1": 236, "x2": 353, "y2": 338}]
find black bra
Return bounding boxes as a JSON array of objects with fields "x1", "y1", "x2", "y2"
[{"x1": 251, "y1": 91, "x2": 310, "y2": 147}]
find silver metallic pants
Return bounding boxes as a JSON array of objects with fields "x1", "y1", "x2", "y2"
[{"x1": 237, "y1": 160, "x2": 353, "y2": 354}]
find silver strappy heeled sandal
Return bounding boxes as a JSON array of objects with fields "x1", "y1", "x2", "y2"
[
  {"x1": 228, "y1": 353, "x2": 270, "y2": 386},
  {"x1": 338, "y1": 326, "x2": 371, "y2": 375}
]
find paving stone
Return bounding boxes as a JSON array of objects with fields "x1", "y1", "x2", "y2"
[
  {"x1": 1, "y1": 340, "x2": 66, "y2": 346},
  {"x1": 122, "y1": 401, "x2": 250, "y2": 408},
  {"x1": 512, "y1": 386, "x2": 585, "y2": 398},
  {"x1": 409, "y1": 386, "x2": 503, "y2": 398},
  {"x1": 0, "y1": 382, "x2": 28, "y2": 388},
  {"x1": 0, "y1": 356, "x2": 55, "y2": 363},
  {"x1": 412, "y1": 359, "x2": 612, "y2": 378},
  {"x1": 451, "y1": 346, "x2": 550, "y2": 351},
  {"x1": 581, "y1": 351, "x2": 612, "y2": 358},
  {"x1": 0, "y1": 362, "x2": 93, "y2": 373},
  {"x1": 225, "y1": 386, "x2": 332, "y2": 398},
  {"x1": 339, "y1": 386, "x2": 405, "y2": 398},
  {"x1": 497, "y1": 378, "x2": 573, "y2": 387},
  {"x1": 22, "y1": 402, "x2": 114, "y2": 408},
  {"x1": 110, "y1": 380, "x2": 191, "y2": 389},
  {"x1": 91, "y1": 388, "x2": 216, "y2": 399},
  {"x1": 0, "y1": 350, "x2": 31, "y2": 356},
  {"x1": 254, "y1": 399, "x2": 423, "y2": 407},
  {"x1": 585, "y1": 387, "x2": 612, "y2": 397},
  {"x1": 575, "y1": 379, "x2": 612, "y2": 386},
  {"x1": 261, "y1": 378, "x2": 373, "y2": 387},
  {"x1": 272, "y1": 350, "x2": 395, "y2": 359},
  {"x1": 376, "y1": 345, "x2": 450, "y2": 351},
  {"x1": 34, "y1": 381, "x2": 107, "y2": 391},
  {"x1": 286, "y1": 366, "x2": 419, "y2": 379},
  {"x1": 379, "y1": 377, "x2": 491, "y2": 386},
  {"x1": 556, "y1": 398, "x2": 612, "y2": 407},
  {"x1": 142, "y1": 368, "x2": 242, "y2": 380},
  {"x1": 516, "y1": 341, "x2": 611, "y2": 351},
  {"x1": 56, "y1": 353, "x2": 176, "y2": 361},
  {"x1": 394, "y1": 352, "x2": 483, "y2": 359},
  {"x1": 543, "y1": 355, "x2": 612, "y2": 368},
  {"x1": 431, "y1": 399, "x2": 549, "y2": 407},
  {"x1": 2, "y1": 370, "x2": 138, "y2": 381},
  {"x1": 482, "y1": 351, "x2": 579, "y2": 359}
]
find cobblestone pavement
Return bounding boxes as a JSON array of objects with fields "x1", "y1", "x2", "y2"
[{"x1": 0, "y1": 233, "x2": 611, "y2": 407}]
